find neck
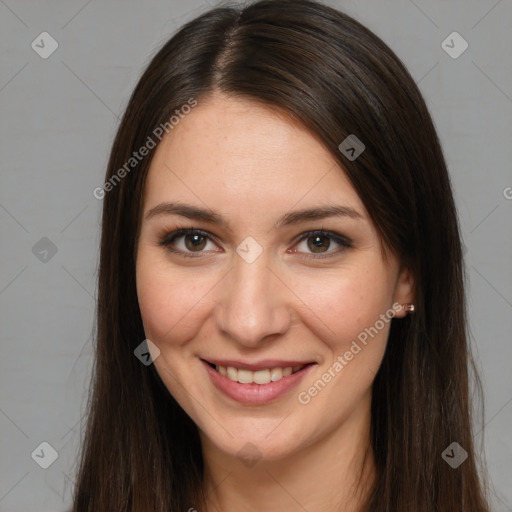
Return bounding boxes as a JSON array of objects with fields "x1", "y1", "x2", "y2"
[{"x1": 199, "y1": 394, "x2": 376, "y2": 512}]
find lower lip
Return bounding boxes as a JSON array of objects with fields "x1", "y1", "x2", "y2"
[{"x1": 201, "y1": 360, "x2": 316, "y2": 405}]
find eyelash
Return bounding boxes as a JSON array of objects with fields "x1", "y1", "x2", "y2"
[{"x1": 157, "y1": 226, "x2": 353, "y2": 260}]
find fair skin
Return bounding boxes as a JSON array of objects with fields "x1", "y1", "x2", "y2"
[{"x1": 136, "y1": 92, "x2": 414, "y2": 512}]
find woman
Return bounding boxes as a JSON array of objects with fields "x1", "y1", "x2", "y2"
[{"x1": 72, "y1": 1, "x2": 490, "y2": 510}]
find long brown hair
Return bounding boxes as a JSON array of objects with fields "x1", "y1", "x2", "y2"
[{"x1": 72, "y1": 1, "x2": 490, "y2": 510}]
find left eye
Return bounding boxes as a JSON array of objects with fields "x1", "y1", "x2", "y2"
[
  {"x1": 291, "y1": 231, "x2": 351, "y2": 258},
  {"x1": 159, "y1": 229, "x2": 351, "y2": 259}
]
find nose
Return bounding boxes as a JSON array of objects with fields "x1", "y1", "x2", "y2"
[{"x1": 213, "y1": 252, "x2": 292, "y2": 348}]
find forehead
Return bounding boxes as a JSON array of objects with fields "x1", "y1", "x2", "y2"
[{"x1": 142, "y1": 93, "x2": 367, "y2": 221}]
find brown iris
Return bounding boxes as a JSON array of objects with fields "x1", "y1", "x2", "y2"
[
  {"x1": 184, "y1": 233, "x2": 207, "y2": 251},
  {"x1": 307, "y1": 235, "x2": 330, "y2": 253}
]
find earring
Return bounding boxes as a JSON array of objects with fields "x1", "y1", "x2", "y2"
[{"x1": 402, "y1": 303, "x2": 415, "y2": 314}]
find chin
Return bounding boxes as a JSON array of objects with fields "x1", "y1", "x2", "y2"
[{"x1": 200, "y1": 415, "x2": 316, "y2": 465}]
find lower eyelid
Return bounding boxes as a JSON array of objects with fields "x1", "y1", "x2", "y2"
[{"x1": 290, "y1": 242, "x2": 347, "y2": 260}]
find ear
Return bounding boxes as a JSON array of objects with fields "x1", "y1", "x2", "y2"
[{"x1": 392, "y1": 265, "x2": 415, "y2": 319}]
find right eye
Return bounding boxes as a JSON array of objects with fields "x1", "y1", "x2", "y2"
[{"x1": 159, "y1": 228, "x2": 221, "y2": 258}]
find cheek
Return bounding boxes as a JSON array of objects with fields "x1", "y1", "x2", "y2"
[
  {"x1": 135, "y1": 252, "x2": 213, "y2": 346},
  {"x1": 293, "y1": 268, "x2": 393, "y2": 416},
  {"x1": 292, "y1": 262, "x2": 395, "y2": 348}
]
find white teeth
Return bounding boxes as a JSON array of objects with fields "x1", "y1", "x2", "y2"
[
  {"x1": 237, "y1": 369, "x2": 253, "y2": 384},
  {"x1": 214, "y1": 364, "x2": 305, "y2": 384},
  {"x1": 270, "y1": 368, "x2": 283, "y2": 381},
  {"x1": 253, "y1": 369, "x2": 271, "y2": 384},
  {"x1": 227, "y1": 366, "x2": 238, "y2": 381}
]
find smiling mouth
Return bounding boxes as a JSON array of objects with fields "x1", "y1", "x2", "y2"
[{"x1": 205, "y1": 361, "x2": 313, "y2": 385}]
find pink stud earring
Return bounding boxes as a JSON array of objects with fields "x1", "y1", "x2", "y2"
[{"x1": 402, "y1": 303, "x2": 415, "y2": 314}]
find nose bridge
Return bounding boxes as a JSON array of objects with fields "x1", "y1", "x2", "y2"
[{"x1": 215, "y1": 252, "x2": 290, "y2": 347}]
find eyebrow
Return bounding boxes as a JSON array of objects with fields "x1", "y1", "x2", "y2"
[{"x1": 145, "y1": 202, "x2": 363, "y2": 230}]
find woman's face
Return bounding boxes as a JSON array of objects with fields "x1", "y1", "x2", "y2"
[{"x1": 136, "y1": 92, "x2": 413, "y2": 462}]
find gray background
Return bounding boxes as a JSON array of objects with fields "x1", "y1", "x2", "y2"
[{"x1": 0, "y1": 0, "x2": 511, "y2": 510}]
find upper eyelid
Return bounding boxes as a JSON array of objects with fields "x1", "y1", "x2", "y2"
[{"x1": 162, "y1": 227, "x2": 220, "y2": 244}]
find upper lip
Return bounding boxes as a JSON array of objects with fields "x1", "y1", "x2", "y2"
[{"x1": 202, "y1": 358, "x2": 315, "y2": 371}]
